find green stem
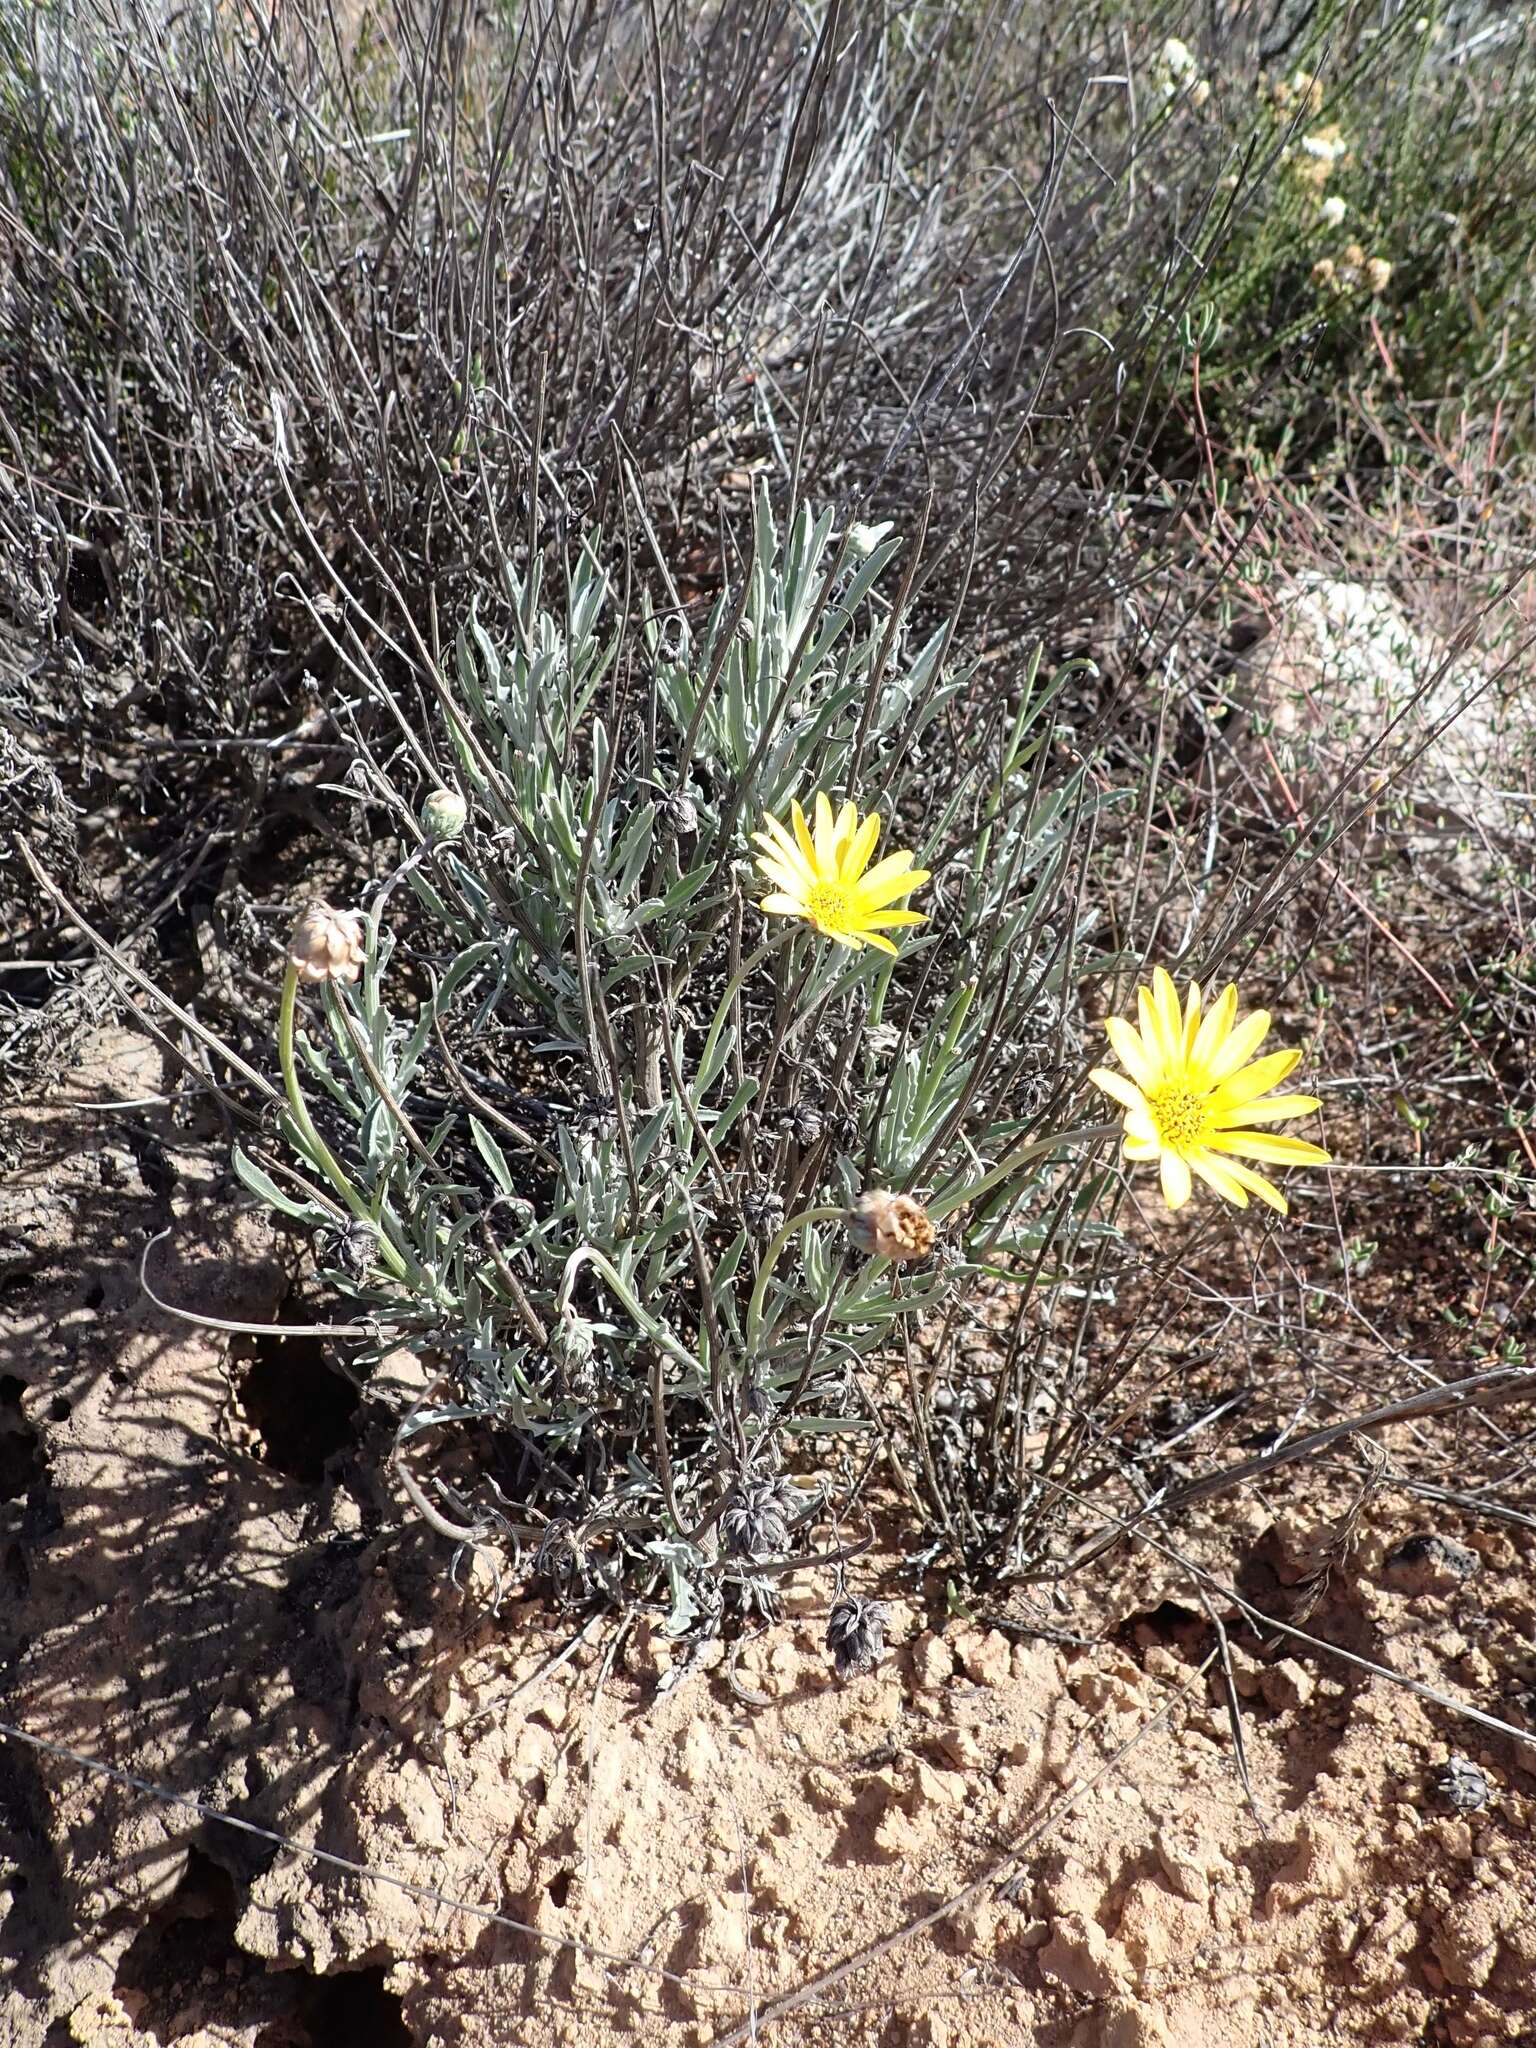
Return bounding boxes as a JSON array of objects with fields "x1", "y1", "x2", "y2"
[
  {"x1": 929, "y1": 1120, "x2": 1119, "y2": 1220},
  {"x1": 558, "y1": 1246, "x2": 705, "y2": 1385},
  {"x1": 277, "y1": 965, "x2": 409, "y2": 1281},
  {"x1": 693, "y1": 932, "x2": 790, "y2": 1103},
  {"x1": 745, "y1": 1203, "x2": 849, "y2": 1361}
]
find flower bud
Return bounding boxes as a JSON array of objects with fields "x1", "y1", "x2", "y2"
[
  {"x1": 845, "y1": 520, "x2": 895, "y2": 559},
  {"x1": 847, "y1": 1189, "x2": 936, "y2": 1263},
  {"x1": 421, "y1": 787, "x2": 468, "y2": 842},
  {"x1": 1311, "y1": 258, "x2": 1336, "y2": 287},
  {"x1": 1365, "y1": 257, "x2": 1392, "y2": 293},
  {"x1": 1190, "y1": 78, "x2": 1211, "y2": 108},
  {"x1": 1319, "y1": 195, "x2": 1347, "y2": 229},
  {"x1": 287, "y1": 902, "x2": 365, "y2": 985}
]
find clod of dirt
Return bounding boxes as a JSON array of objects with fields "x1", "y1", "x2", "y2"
[
  {"x1": 1381, "y1": 1533, "x2": 1481, "y2": 1597},
  {"x1": 1432, "y1": 1756, "x2": 1493, "y2": 1813}
]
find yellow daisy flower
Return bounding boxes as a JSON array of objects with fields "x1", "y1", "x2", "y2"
[
  {"x1": 1089, "y1": 967, "x2": 1331, "y2": 1215},
  {"x1": 752, "y1": 793, "x2": 929, "y2": 956}
]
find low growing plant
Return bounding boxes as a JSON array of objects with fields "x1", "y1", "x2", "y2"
[{"x1": 234, "y1": 489, "x2": 1129, "y2": 1627}]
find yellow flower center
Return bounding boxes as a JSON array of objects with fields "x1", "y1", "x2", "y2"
[
  {"x1": 804, "y1": 880, "x2": 856, "y2": 933},
  {"x1": 1146, "y1": 1082, "x2": 1213, "y2": 1151}
]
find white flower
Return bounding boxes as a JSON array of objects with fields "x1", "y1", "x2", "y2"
[
  {"x1": 1300, "y1": 132, "x2": 1346, "y2": 163},
  {"x1": 1160, "y1": 36, "x2": 1196, "y2": 76},
  {"x1": 1319, "y1": 195, "x2": 1347, "y2": 229}
]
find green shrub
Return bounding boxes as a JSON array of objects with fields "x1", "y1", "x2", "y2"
[{"x1": 236, "y1": 488, "x2": 1118, "y2": 1622}]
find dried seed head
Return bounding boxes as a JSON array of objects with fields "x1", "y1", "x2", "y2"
[
  {"x1": 421, "y1": 787, "x2": 468, "y2": 842},
  {"x1": 863, "y1": 1021, "x2": 902, "y2": 1063},
  {"x1": 720, "y1": 1476, "x2": 796, "y2": 1561},
  {"x1": 848, "y1": 1189, "x2": 936, "y2": 1264},
  {"x1": 1432, "y1": 1757, "x2": 1491, "y2": 1813},
  {"x1": 1365, "y1": 256, "x2": 1393, "y2": 293},
  {"x1": 1311, "y1": 257, "x2": 1336, "y2": 287},
  {"x1": 661, "y1": 790, "x2": 700, "y2": 837},
  {"x1": 336, "y1": 1221, "x2": 379, "y2": 1279},
  {"x1": 287, "y1": 902, "x2": 366, "y2": 985},
  {"x1": 776, "y1": 1100, "x2": 825, "y2": 1146},
  {"x1": 740, "y1": 1186, "x2": 786, "y2": 1239},
  {"x1": 826, "y1": 1595, "x2": 887, "y2": 1679}
]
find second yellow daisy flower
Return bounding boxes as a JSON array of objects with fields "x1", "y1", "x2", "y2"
[{"x1": 1089, "y1": 967, "x2": 1331, "y2": 1214}]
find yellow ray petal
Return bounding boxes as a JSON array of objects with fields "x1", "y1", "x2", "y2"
[
  {"x1": 1186, "y1": 1147, "x2": 1249, "y2": 1207},
  {"x1": 1209, "y1": 1132, "x2": 1332, "y2": 1166},
  {"x1": 759, "y1": 892, "x2": 808, "y2": 915},
  {"x1": 1204, "y1": 1007, "x2": 1272, "y2": 1084},
  {"x1": 791, "y1": 800, "x2": 817, "y2": 866},
  {"x1": 1182, "y1": 980, "x2": 1203, "y2": 1058},
  {"x1": 813, "y1": 792, "x2": 837, "y2": 869},
  {"x1": 859, "y1": 931, "x2": 898, "y2": 956},
  {"x1": 1123, "y1": 1136, "x2": 1161, "y2": 1160},
  {"x1": 1152, "y1": 967, "x2": 1184, "y2": 1056},
  {"x1": 843, "y1": 811, "x2": 882, "y2": 881},
  {"x1": 1215, "y1": 1094, "x2": 1322, "y2": 1129},
  {"x1": 857, "y1": 849, "x2": 917, "y2": 894},
  {"x1": 1104, "y1": 1014, "x2": 1158, "y2": 1090},
  {"x1": 857, "y1": 869, "x2": 929, "y2": 913},
  {"x1": 1210, "y1": 1047, "x2": 1302, "y2": 1109},
  {"x1": 1218, "y1": 1156, "x2": 1289, "y2": 1213},
  {"x1": 1189, "y1": 983, "x2": 1239, "y2": 1076},
  {"x1": 1137, "y1": 982, "x2": 1169, "y2": 1062},
  {"x1": 1159, "y1": 1148, "x2": 1192, "y2": 1209},
  {"x1": 1123, "y1": 1107, "x2": 1157, "y2": 1144},
  {"x1": 1088, "y1": 1067, "x2": 1145, "y2": 1112},
  {"x1": 833, "y1": 800, "x2": 858, "y2": 864},
  {"x1": 859, "y1": 909, "x2": 927, "y2": 930}
]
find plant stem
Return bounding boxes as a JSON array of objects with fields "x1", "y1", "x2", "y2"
[
  {"x1": 277, "y1": 965, "x2": 409, "y2": 1280},
  {"x1": 929, "y1": 1120, "x2": 1119, "y2": 1220},
  {"x1": 745, "y1": 1204, "x2": 849, "y2": 1360}
]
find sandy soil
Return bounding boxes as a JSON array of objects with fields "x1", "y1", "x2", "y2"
[{"x1": 2, "y1": 1028, "x2": 1534, "y2": 2048}]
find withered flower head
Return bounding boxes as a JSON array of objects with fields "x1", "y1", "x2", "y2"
[
  {"x1": 287, "y1": 902, "x2": 365, "y2": 985},
  {"x1": 848, "y1": 1189, "x2": 936, "y2": 1264},
  {"x1": 826, "y1": 1595, "x2": 887, "y2": 1679},
  {"x1": 740, "y1": 1185, "x2": 787, "y2": 1240},
  {"x1": 720, "y1": 1476, "x2": 797, "y2": 1561}
]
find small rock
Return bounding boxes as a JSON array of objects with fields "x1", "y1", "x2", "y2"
[
  {"x1": 1432, "y1": 1757, "x2": 1492, "y2": 1814},
  {"x1": 934, "y1": 1726, "x2": 984, "y2": 1770},
  {"x1": 1259, "y1": 1659, "x2": 1316, "y2": 1712},
  {"x1": 909, "y1": 1634, "x2": 955, "y2": 1692},
  {"x1": 956, "y1": 1628, "x2": 1013, "y2": 1688},
  {"x1": 1380, "y1": 1533, "x2": 1480, "y2": 1597},
  {"x1": 1037, "y1": 1912, "x2": 1128, "y2": 1998},
  {"x1": 908, "y1": 1758, "x2": 965, "y2": 1810}
]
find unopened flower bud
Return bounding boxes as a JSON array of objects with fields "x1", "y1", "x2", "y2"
[
  {"x1": 826, "y1": 1595, "x2": 887, "y2": 1679},
  {"x1": 287, "y1": 902, "x2": 365, "y2": 985},
  {"x1": 848, "y1": 1189, "x2": 936, "y2": 1264},
  {"x1": 845, "y1": 520, "x2": 895, "y2": 558},
  {"x1": 1365, "y1": 257, "x2": 1392, "y2": 293},
  {"x1": 1190, "y1": 78, "x2": 1211, "y2": 107},
  {"x1": 1311, "y1": 257, "x2": 1336, "y2": 287},
  {"x1": 421, "y1": 787, "x2": 468, "y2": 842}
]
